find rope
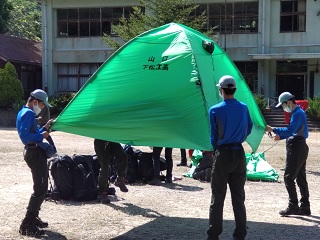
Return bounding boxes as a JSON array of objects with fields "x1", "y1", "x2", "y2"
[{"x1": 261, "y1": 132, "x2": 280, "y2": 154}]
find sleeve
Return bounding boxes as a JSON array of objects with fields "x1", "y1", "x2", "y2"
[
  {"x1": 19, "y1": 111, "x2": 44, "y2": 143},
  {"x1": 273, "y1": 111, "x2": 304, "y2": 139},
  {"x1": 209, "y1": 108, "x2": 218, "y2": 148}
]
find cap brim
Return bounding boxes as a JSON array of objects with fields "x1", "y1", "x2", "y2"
[
  {"x1": 216, "y1": 83, "x2": 220, "y2": 87},
  {"x1": 275, "y1": 102, "x2": 282, "y2": 107},
  {"x1": 44, "y1": 101, "x2": 52, "y2": 108}
]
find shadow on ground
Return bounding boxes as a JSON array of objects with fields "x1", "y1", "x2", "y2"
[{"x1": 110, "y1": 216, "x2": 320, "y2": 240}]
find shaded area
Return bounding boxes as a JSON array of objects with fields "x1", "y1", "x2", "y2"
[{"x1": 111, "y1": 217, "x2": 320, "y2": 240}]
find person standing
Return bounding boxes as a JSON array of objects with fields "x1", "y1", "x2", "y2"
[
  {"x1": 94, "y1": 139, "x2": 129, "y2": 202},
  {"x1": 16, "y1": 89, "x2": 53, "y2": 236},
  {"x1": 266, "y1": 92, "x2": 311, "y2": 216},
  {"x1": 176, "y1": 148, "x2": 188, "y2": 166},
  {"x1": 149, "y1": 147, "x2": 173, "y2": 185},
  {"x1": 207, "y1": 76, "x2": 252, "y2": 240}
]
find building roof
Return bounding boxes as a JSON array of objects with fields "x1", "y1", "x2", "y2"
[{"x1": 0, "y1": 34, "x2": 42, "y2": 65}]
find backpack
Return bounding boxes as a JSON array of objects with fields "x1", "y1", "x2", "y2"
[
  {"x1": 49, "y1": 155, "x2": 74, "y2": 200},
  {"x1": 123, "y1": 145, "x2": 141, "y2": 183},
  {"x1": 72, "y1": 154, "x2": 98, "y2": 201},
  {"x1": 138, "y1": 152, "x2": 167, "y2": 181}
]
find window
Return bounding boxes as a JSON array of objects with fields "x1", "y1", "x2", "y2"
[
  {"x1": 57, "y1": 7, "x2": 134, "y2": 37},
  {"x1": 280, "y1": 0, "x2": 306, "y2": 32},
  {"x1": 57, "y1": 63, "x2": 102, "y2": 92},
  {"x1": 234, "y1": 61, "x2": 258, "y2": 93},
  {"x1": 195, "y1": 2, "x2": 258, "y2": 34}
]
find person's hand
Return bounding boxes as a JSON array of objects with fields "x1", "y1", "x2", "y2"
[
  {"x1": 42, "y1": 131, "x2": 50, "y2": 139},
  {"x1": 44, "y1": 119, "x2": 54, "y2": 130},
  {"x1": 265, "y1": 125, "x2": 273, "y2": 132},
  {"x1": 273, "y1": 134, "x2": 280, "y2": 141}
]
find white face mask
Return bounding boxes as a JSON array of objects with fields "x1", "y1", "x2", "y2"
[
  {"x1": 33, "y1": 102, "x2": 41, "y2": 115},
  {"x1": 284, "y1": 106, "x2": 292, "y2": 113}
]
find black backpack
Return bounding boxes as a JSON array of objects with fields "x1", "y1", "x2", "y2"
[
  {"x1": 138, "y1": 152, "x2": 167, "y2": 181},
  {"x1": 123, "y1": 145, "x2": 141, "y2": 183},
  {"x1": 49, "y1": 155, "x2": 74, "y2": 200},
  {"x1": 72, "y1": 155, "x2": 98, "y2": 201}
]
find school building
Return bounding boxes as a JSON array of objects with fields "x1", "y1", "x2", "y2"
[{"x1": 40, "y1": 0, "x2": 320, "y2": 104}]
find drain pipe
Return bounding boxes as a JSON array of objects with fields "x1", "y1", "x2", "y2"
[{"x1": 42, "y1": 0, "x2": 48, "y2": 93}]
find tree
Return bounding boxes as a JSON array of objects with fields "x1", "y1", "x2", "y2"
[
  {"x1": 0, "y1": 62, "x2": 24, "y2": 109},
  {"x1": 7, "y1": 0, "x2": 41, "y2": 40},
  {"x1": 0, "y1": 0, "x2": 13, "y2": 34},
  {"x1": 103, "y1": 0, "x2": 213, "y2": 49}
]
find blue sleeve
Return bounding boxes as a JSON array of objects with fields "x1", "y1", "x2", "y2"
[
  {"x1": 273, "y1": 111, "x2": 304, "y2": 139},
  {"x1": 18, "y1": 111, "x2": 44, "y2": 144},
  {"x1": 209, "y1": 108, "x2": 218, "y2": 148}
]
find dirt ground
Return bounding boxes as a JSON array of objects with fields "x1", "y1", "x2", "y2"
[{"x1": 0, "y1": 128, "x2": 319, "y2": 240}]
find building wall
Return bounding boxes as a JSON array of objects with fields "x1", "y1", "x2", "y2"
[{"x1": 42, "y1": 0, "x2": 320, "y2": 100}]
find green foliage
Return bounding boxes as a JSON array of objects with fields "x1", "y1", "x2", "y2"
[
  {"x1": 0, "y1": 0, "x2": 13, "y2": 33},
  {"x1": 49, "y1": 93, "x2": 76, "y2": 116},
  {"x1": 254, "y1": 94, "x2": 267, "y2": 112},
  {"x1": 7, "y1": 0, "x2": 41, "y2": 40},
  {"x1": 103, "y1": 0, "x2": 214, "y2": 49},
  {"x1": 306, "y1": 97, "x2": 320, "y2": 120},
  {"x1": 12, "y1": 99, "x2": 25, "y2": 113},
  {"x1": 0, "y1": 62, "x2": 24, "y2": 109}
]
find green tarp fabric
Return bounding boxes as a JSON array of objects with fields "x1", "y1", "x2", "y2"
[
  {"x1": 185, "y1": 151, "x2": 279, "y2": 182},
  {"x1": 246, "y1": 152, "x2": 279, "y2": 181},
  {"x1": 52, "y1": 23, "x2": 266, "y2": 152}
]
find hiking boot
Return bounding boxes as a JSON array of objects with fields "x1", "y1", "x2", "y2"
[
  {"x1": 148, "y1": 178, "x2": 161, "y2": 186},
  {"x1": 114, "y1": 177, "x2": 128, "y2": 192},
  {"x1": 33, "y1": 216, "x2": 48, "y2": 228},
  {"x1": 279, "y1": 205, "x2": 300, "y2": 216},
  {"x1": 19, "y1": 222, "x2": 45, "y2": 236},
  {"x1": 299, "y1": 207, "x2": 311, "y2": 216}
]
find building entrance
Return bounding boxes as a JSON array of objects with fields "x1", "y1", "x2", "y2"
[{"x1": 276, "y1": 74, "x2": 306, "y2": 100}]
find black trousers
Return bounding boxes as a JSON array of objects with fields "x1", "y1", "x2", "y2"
[
  {"x1": 94, "y1": 139, "x2": 128, "y2": 190},
  {"x1": 207, "y1": 145, "x2": 247, "y2": 240},
  {"x1": 285, "y1": 138, "x2": 309, "y2": 207},
  {"x1": 152, "y1": 147, "x2": 173, "y2": 179},
  {"x1": 23, "y1": 146, "x2": 48, "y2": 215}
]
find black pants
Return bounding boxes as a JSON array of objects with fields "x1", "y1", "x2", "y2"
[
  {"x1": 94, "y1": 139, "x2": 128, "y2": 190},
  {"x1": 285, "y1": 138, "x2": 309, "y2": 207},
  {"x1": 207, "y1": 145, "x2": 247, "y2": 240},
  {"x1": 23, "y1": 146, "x2": 48, "y2": 215},
  {"x1": 152, "y1": 147, "x2": 173, "y2": 179}
]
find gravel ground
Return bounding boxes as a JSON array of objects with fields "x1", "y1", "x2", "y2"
[{"x1": 0, "y1": 128, "x2": 319, "y2": 240}]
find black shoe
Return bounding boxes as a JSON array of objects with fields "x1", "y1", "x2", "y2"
[
  {"x1": 19, "y1": 223, "x2": 45, "y2": 236},
  {"x1": 33, "y1": 216, "x2": 48, "y2": 228},
  {"x1": 176, "y1": 161, "x2": 187, "y2": 167},
  {"x1": 97, "y1": 194, "x2": 111, "y2": 204},
  {"x1": 114, "y1": 178, "x2": 129, "y2": 192},
  {"x1": 299, "y1": 207, "x2": 311, "y2": 216},
  {"x1": 279, "y1": 205, "x2": 300, "y2": 216}
]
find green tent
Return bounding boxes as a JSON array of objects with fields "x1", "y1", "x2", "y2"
[{"x1": 52, "y1": 23, "x2": 266, "y2": 152}]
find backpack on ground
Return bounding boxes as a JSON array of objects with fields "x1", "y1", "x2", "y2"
[
  {"x1": 138, "y1": 152, "x2": 167, "y2": 181},
  {"x1": 72, "y1": 154, "x2": 98, "y2": 201},
  {"x1": 49, "y1": 155, "x2": 74, "y2": 200},
  {"x1": 123, "y1": 145, "x2": 141, "y2": 183}
]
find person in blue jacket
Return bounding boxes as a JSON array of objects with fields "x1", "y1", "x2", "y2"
[
  {"x1": 207, "y1": 75, "x2": 252, "y2": 240},
  {"x1": 16, "y1": 89, "x2": 53, "y2": 236},
  {"x1": 266, "y1": 92, "x2": 311, "y2": 216}
]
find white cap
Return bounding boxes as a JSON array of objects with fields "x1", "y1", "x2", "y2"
[
  {"x1": 216, "y1": 75, "x2": 236, "y2": 89},
  {"x1": 30, "y1": 89, "x2": 52, "y2": 107},
  {"x1": 276, "y1": 92, "x2": 294, "y2": 107}
]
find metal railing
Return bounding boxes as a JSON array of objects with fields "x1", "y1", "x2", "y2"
[{"x1": 267, "y1": 97, "x2": 278, "y2": 108}]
